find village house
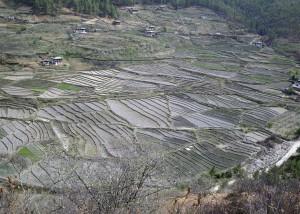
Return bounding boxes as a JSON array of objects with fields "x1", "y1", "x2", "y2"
[
  {"x1": 147, "y1": 26, "x2": 155, "y2": 30},
  {"x1": 40, "y1": 56, "x2": 63, "y2": 66},
  {"x1": 145, "y1": 30, "x2": 157, "y2": 37},
  {"x1": 292, "y1": 81, "x2": 300, "y2": 94},
  {"x1": 157, "y1": 5, "x2": 165, "y2": 11},
  {"x1": 113, "y1": 20, "x2": 121, "y2": 25},
  {"x1": 51, "y1": 56, "x2": 63, "y2": 65},
  {"x1": 213, "y1": 33, "x2": 225, "y2": 39},
  {"x1": 128, "y1": 8, "x2": 138, "y2": 14},
  {"x1": 74, "y1": 27, "x2": 87, "y2": 34},
  {"x1": 253, "y1": 41, "x2": 264, "y2": 48},
  {"x1": 199, "y1": 15, "x2": 207, "y2": 20}
]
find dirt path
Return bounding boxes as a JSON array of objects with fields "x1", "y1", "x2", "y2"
[
  {"x1": 84, "y1": 18, "x2": 99, "y2": 25},
  {"x1": 275, "y1": 140, "x2": 300, "y2": 166},
  {"x1": 211, "y1": 141, "x2": 300, "y2": 193}
]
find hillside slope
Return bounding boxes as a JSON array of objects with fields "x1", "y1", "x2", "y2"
[{"x1": 6, "y1": 0, "x2": 300, "y2": 39}]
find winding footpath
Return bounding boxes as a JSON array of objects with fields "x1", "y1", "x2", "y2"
[
  {"x1": 210, "y1": 139, "x2": 300, "y2": 193},
  {"x1": 275, "y1": 140, "x2": 300, "y2": 167}
]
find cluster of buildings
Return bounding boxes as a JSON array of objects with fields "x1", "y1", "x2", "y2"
[
  {"x1": 145, "y1": 26, "x2": 157, "y2": 37},
  {"x1": 40, "y1": 56, "x2": 63, "y2": 66}
]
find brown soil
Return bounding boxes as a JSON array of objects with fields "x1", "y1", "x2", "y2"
[{"x1": 163, "y1": 189, "x2": 232, "y2": 213}]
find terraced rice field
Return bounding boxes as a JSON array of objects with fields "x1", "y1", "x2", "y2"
[
  {"x1": 0, "y1": 5, "x2": 299, "y2": 187},
  {"x1": 0, "y1": 121, "x2": 54, "y2": 155}
]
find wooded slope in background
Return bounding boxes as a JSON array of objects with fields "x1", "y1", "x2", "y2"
[{"x1": 6, "y1": 0, "x2": 300, "y2": 39}]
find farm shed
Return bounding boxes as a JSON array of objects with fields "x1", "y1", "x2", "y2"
[
  {"x1": 128, "y1": 8, "x2": 138, "y2": 14},
  {"x1": 145, "y1": 30, "x2": 157, "y2": 37},
  {"x1": 74, "y1": 27, "x2": 86, "y2": 33},
  {"x1": 213, "y1": 33, "x2": 225, "y2": 39},
  {"x1": 253, "y1": 41, "x2": 264, "y2": 48},
  {"x1": 292, "y1": 81, "x2": 300, "y2": 92},
  {"x1": 113, "y1": 20, "x2": 121, "y2": 25},
  {"x1": 157, "y1": 5, "x2": 165, "y2": 11},
  {"x1": 148, "y1": 26, "x2": 155, "y2": 30},
  {"x1": 51, "y1": 56, "x2": 63, "y2": 65}
]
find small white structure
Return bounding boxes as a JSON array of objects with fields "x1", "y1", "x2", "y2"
[
  {"x1": 51, "y1": 56, "x2": 63, "y2": 65},
  {"x1": 292, "y1": 81, "x2": 300, "y2": 93},
  {"x1": 128, "y1": 8, "x2": 138, "y2": 14},
  {"x1": 157, "y1": 5, "x2": 165, "y2": 11},
  {"x1": 199, "y1": 15, "x2": 207, "y2": 20},
  {"x1": 148, "y1": 26, "x2": 155, "y2": 30},
  {"x1": 213, "y1": 32, "x2": 225, "y2": 39},
  {"x1": 253, "y1": 41, "x2": 263, "y2": 48},
  {"x1": 113, "y1": 20, "x2": 121, "y2": 25},
  {"x1": 145, "y1": 30, "x2": 157, "y2": 37},
  {"x1": 40, "y1": 56, "x2": 63, "y2": 66},
  {"x1": 74, "y1": 27, "x2": 86, "y2": 34}
]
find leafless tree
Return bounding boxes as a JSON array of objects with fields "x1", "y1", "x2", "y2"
[
  {"x1": 0, "y1": 177, "x2": 34, "y2": 214},
  {"x1": 53, "y1": 157, "x2": 161, "y2": 213}
]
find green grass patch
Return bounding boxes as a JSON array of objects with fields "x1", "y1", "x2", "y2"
[
  {"x1": 266, "y1": 121, "x2": 274, "y2": 128},
  {"x1": 31, "y1": 88, "x2": 47, "y2": 93},
  {"x1": 12, "y1": 79, "x2": 56, "y2": 89},
  {"x1": 55, "y1": 83, "x2": 81, "y2": 92},
  {"x1": 247, "y1": 75, "x2": 277, "y2": 83},
  {"x1": 177, "y1": 43, "x2": 209, "y2": 54},
  {"x1": 4, "y1": 25, "x2": 24, "y2": 32},
  {"x1": 275, "y1": 42, "x2": 300, "y2": 52},
  {"x1": 225, "y1": 64, "x2": 243, "y2": 72},
  {"x1": 274, "y1": 42, "x2": 300, "y2": 62},
  {"x1": 270, "y1": 55, "x2": 294, "y2": 65},
  {"x1": 18, "y1": 147, "x2": 37, "y2": 161},
  {"x1": 0, "y1": 128, "x2": 6, "y2": 138},
  {"x1": 288, "y1": 69, "x2": 300, "y2": 80},
  {"x1": 285, "y1": 127, "x2": 300, "y2": 140},
  {"x1": 278, "y1": 151, "x2": 300, "y2": 180},
  {"x1": 64, "y1": 49, "x2": 85, "y2": 59},
  {"x1": 192, "y1": 61, "x2": 226, "y2": 71}
]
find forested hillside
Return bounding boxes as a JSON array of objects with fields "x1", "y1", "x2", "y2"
[
  {"x1": 5, "y1": 0, "x2": 300, "y2": 39},
  {"x1": 189, "y1": 0, "x2": 300, "y2": 39},
  {"x1": 5, "y1": 0, "x2": 118, "y2": 17}
]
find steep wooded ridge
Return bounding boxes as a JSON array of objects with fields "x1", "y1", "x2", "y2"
[{"x1": 6, "y1": 0, "x2": 300, "y2": 39}]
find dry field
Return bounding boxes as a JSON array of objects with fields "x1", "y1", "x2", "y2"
[{"x1": 0, "y1": 5, "x2": 299, "y2": 191}]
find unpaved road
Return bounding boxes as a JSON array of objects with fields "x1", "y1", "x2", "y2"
[{"x1": 276, "y1": 140, "x2": 300, "y2": 166}]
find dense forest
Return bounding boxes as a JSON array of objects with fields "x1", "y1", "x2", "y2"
[
  {"x1": 6, "y1": 0, "x2": 300, "y2": 39},
  {"x1": 5, "y1": 0, "x2": 118, "y2": 17}
]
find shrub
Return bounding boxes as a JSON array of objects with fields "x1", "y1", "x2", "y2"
[{"x1": 294, "y1": 127, "x2": 300, "y2": 138}]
